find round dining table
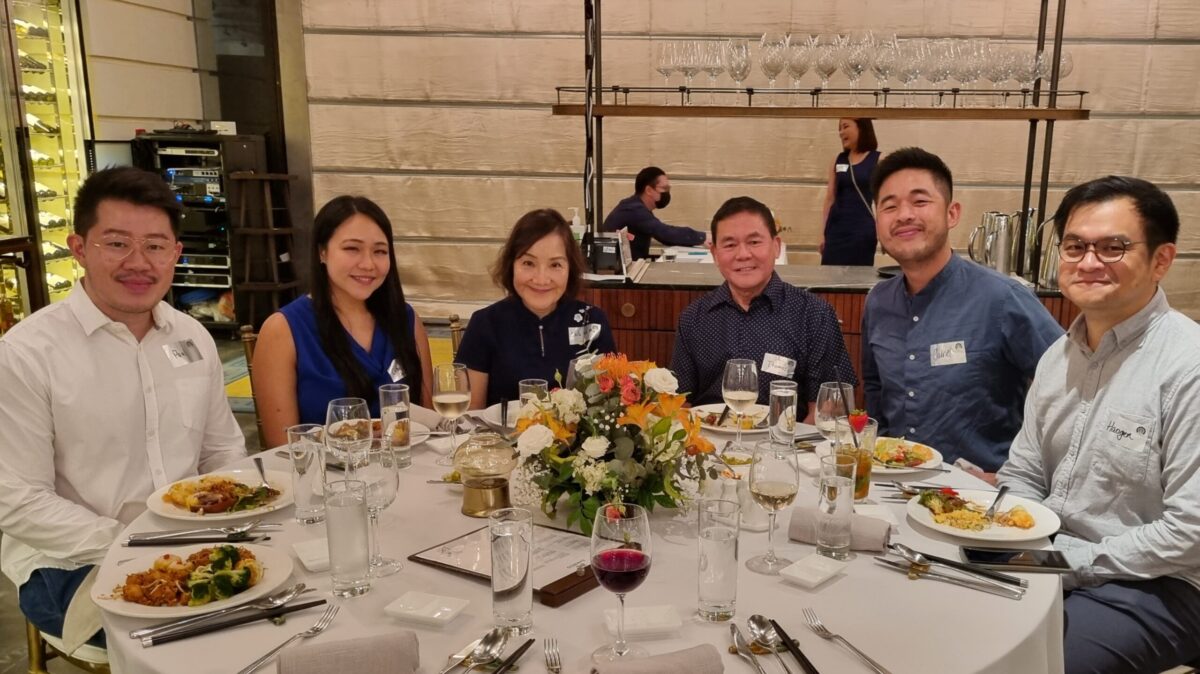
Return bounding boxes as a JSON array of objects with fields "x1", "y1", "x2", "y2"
[{"x1": 99, "y1": 431, "x2": 1065, "y2": 674}]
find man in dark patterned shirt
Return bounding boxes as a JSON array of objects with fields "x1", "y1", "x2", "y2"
[{"x1": 670, "y1": 196, "x2": 857, "y2": 419}]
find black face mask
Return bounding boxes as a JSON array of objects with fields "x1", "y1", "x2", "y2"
[{"x1": 654, "y1": 191, "x2": 671, "y2": 209}]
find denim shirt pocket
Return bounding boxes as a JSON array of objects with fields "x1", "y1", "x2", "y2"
[{"x1": 1093, "y1": 408, "x2": 1157, "y2": 484}]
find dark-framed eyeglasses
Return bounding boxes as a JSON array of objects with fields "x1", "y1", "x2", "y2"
[
  {"x1": 1057, "y1": 236, "x2": 1143, "y2": 264},
  {"x1": 91, "y1": 234, "x2": 177, "y2": 265}
]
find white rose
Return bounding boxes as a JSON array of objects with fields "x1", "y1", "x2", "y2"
[
  {"x1": 581, "y1": 435, "x2": 610, "y2": 459},
  {"x1": 516, "y1": 423, "x2": 555, "y2": 458},
  {"x1": 551, "y1": 388, "x2": 586, "y2": 424},
  {"x1": 643, "y1": 368, "x2": 679, "y2": 394}
]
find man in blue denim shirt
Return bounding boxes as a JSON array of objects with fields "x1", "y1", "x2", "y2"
[
  {"x1": 999, "y1": 176, "x2": 1200, "y2": 674},
  {"x1": 861, "y1": 148, "x2": 1063, "y2": 475}
]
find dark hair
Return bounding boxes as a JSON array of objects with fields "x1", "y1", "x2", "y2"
[
  {"x1": 870, "y1": 147, "x2": 953, "y2": 203},
  {"x1": 634, "y1": 166, "x2": 666, "y2": 196},
  {"x1": 492, "y1": 209, "x2": 586, "y2": 300},
  {"x1": 309, "y1": 195, "x2": 422, "y2": 402},
  {"x1": 848, "y1": 118, "x2": 878, "y2": 152},
  {"x1": 73, "y1": 166, "x2": 182, "y2": 236},
  {"x1": 1053, "y1": 175, "x2": 1179, "y2": 252},
  {"x1": 710, "y1": 196, "x2": 778, "y2": 240}
]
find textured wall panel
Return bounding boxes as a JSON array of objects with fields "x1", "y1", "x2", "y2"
[
  {"x1": 88, "y1": 60, "x2": 203, "y2": 121},
  {"x1": 84, "y1": 0, "x2": 198, "y2": 68}
]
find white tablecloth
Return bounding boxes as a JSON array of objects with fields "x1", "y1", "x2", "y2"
[{"x1": 100, "y1": 435, "x2": 1064, "y2": 674}]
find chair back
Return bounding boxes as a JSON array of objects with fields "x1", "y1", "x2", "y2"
[
  {"x1": 27, "y1": 620, "x2": 110, "y2": 673},
  {"x1": 449, "y1": 314, "x2": 465, "y2": 358},
  {"x1": 240, "y1": 325, "x2": 266, "y2": 450}
]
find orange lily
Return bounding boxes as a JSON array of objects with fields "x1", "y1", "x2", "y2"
[
  {"x1": 655, "y1": 393, "x2": 687, "y2": 419},
  {"x1": 617, "y1": 401, "x2": 654, "y2": 428}
]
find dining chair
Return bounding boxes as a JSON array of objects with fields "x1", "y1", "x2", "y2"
[
  {"x1": 26, "y1": 619, "x2": 110, "y2": 674},
  {"x1": 449, "y1": 314, "x2": 465, "y2": 358},
  {"x1": 240, "y1": 324, "x2": 266, "y2": 450}
]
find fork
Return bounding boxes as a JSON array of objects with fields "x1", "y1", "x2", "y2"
[
  {"x1": 237, "y1": 604, "x2": 339, "y2": 674},
  {"x1": 544, "y1": 637, "x2": 562, "y2": 673},
  {"x1": 802, "y1": 608, "x2": 892, "y2": 674}
]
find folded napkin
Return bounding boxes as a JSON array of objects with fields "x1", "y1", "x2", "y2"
[
  {"x1": 591, "y1": 644, "x2": 723, "y2": 674},
  {"x1": 279, "y1": 631, "x2": 419, "y2": 674},
  {"x1": 410, "y1": 404, "x2": 454, "y2": 432},
  {"x1": 789, "y1": 506, "x2": 892, "y2": 552}
]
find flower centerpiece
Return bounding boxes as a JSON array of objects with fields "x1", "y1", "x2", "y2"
[{"x1": 512, "y1": 354, "x2": 718, "y2": 534}]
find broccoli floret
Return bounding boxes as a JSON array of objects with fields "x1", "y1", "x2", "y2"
[
  {"x1": 188, "y1": 579, "x2": 213, "y2": 606},
  {"x1": 208, "y1": 545, "x2": 239, "y2": 571},
  {"x1": 212, "y1": 568, "x2": 251, "y2": 597}
]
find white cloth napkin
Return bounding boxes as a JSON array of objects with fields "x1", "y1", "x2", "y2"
[
  {"x1": 409, "y1": 404, "x2": 455, "y2": 432},
  {"x1": 591, "y1": 644, "x2": 723, "y2": 674},
  {"x1": 789, "y1": 505, "x2": 892, "y2": 552},
  {"x1": 61, "y1": 566, "x2": 103, "y2": 654},
  {"x1": 278, "y1": 631, "x2": 419, "y2": 674}
]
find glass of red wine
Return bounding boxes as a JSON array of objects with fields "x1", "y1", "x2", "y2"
[{"x1": 590, "y1": 502, "x2": 653, "y2": 663}]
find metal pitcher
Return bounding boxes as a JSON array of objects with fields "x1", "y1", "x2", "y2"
[
  {"x1": 985, "y1": 213, "x2": 1016, "y2": 275},
  {"x1": 969, "y1": 211, "x2": 1004, "y2": 266},
  {"x1": 1035, "y1": 216, "x2": 1060, "y2": 290}
]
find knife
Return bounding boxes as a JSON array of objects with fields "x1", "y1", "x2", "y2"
[
  {"x1": 731, "y1": 624, "x2": 769, "y2": 674},
  {"x1": 493, "y1": 637, "x2": 535, "y2": 674},
  {"x1": 273, "y1": 449, "x2": 346, "y2": 472},
  {"x1": 770, "y1": 619, "x2": 820, "y2": 674},
  {"x1": 716, "y1": 405, "x2": 732, "y2": 427},
  {"x1": 125, "y1": 535, "x2": 270, "y2": 547},
  {"x1": 436, "y1": 637, "x2": 482, "y2": 674},
  {"x1": 127, "y1": 523, "x2": 282, "y2": 541},
  {"x1": 874, "y1": 558, "x2": 1025, "y2": 600},
  {"x1": 890, "y1": 545, "x2": 1028, "y2": 588},
  {"x1": 500, "y1": 398, "x2": 509, "y2": 429},
  {"x1": 140, "y1": 599, "x2": 327, "y2": 647}
]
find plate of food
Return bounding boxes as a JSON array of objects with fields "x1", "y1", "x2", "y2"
[
  {"x1": 906, "y1": 487, "x2": 1061, "y2": 542},
  {"x1": 375, "y1": 419, "x2": 432, "y2": 447},
  {"x1": 146, "y1": 469, "x2": 292, "y2": 521},
  {"x1": 480, "y1": 400, "x2": 521, "y2": 428},
  {"x1": 872, "y1": 437, "x2": 944, "y2": 475},
  {"x1": 691, "y1": 403, "x2": 769, "y2": 435},
  {"x1": 93, "y1": 543, "x2": 292, "y2": 618}
]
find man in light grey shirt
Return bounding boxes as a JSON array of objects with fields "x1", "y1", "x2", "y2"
[{"x1": 998, "y1": 176, "x2": 1200, "y2": 674}]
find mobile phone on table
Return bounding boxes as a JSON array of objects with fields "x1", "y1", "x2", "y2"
[{"x1": 961, "y1": 547, "x2": 1071, "y2": 573}]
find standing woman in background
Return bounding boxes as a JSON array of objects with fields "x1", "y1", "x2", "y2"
[
  {"x1": 253, "y1": 195, "x2": 433, "y2": 448},
  {"x1": 819, "y1": 118, "x2": 880, "y2": 266}
]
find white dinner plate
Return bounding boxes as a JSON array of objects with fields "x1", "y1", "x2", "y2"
[
  {"x1": 480, "y1": 400, "x2": 521, "y2": 428},
  {"x1": 407, "y1": 421, "x2": 432, "y2": 446},
  {"x1": 871, "y1": 438, "x2": 945, "y2": 476},
  {"x1": 92, "y1": 543, "x2": 293, "y2": 619},
  {"x1": 691, "y1": 403, "x2": 769, "y2": 435},
  {"x1": 906, "y1": 489, "x2": 1062, "y2": 543},
  {"x1": 145, "y1": 469, "x2": 293, "y2": 522}
]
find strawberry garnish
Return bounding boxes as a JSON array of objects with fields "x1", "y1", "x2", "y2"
[{"x1": 849, "y1": 409, "x2": 869, "y2": 433}]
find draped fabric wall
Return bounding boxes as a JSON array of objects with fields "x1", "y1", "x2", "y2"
[{"x1": 297, "y1": 0, "x2": 1200, "y2": 320}]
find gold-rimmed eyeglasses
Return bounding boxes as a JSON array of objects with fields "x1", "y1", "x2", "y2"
[
  {"x1": 91, "y1": 234, "x2": 177, "y2": 265},
  {"x1": 1058, "y1": 236, "x2": 1143, "y2": 264}
]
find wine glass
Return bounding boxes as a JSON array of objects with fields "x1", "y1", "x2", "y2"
[
  {"x1": 432, "y1": 363, "x2": 470, "y2": 467},
  {"x1": 654, "y1": 41, "x2": 676, "y2": 104},
  {"x1": 840, "y1": 39, "x2": 872, "y2": 106},
  {"x1": 591, "y1": 503, "x2": 652, "y2": 663},
  {"x1": 813, "y1": 35, "x2": 842, "y2": 90},
  {"x1": 721, "y1": 359, "x2": 759, "y2": 451},
  {"x1": 896, "y1": 39, "x2": 924, "y2": 107},
  {"x1": 785, "y1": 37, "x2": 813, "y2": 103},
  {"x1": 724, "y1": 38, "x2": 752, "y2": 91},
  {"x1": 871, "y1": 38, "x2": 898, "y2": 92},
  {"x1": 676, "y1": 41, "x2": 703, "y2": 103},
  {"x1": 923, "y1": 39, "x2": 953, "y2": 107},
  {"x1": 746, "y1": 440, "x2": 800, "y2": 575},
  {"x1": 983, "y1": 44, "x2": 1015, "y2": 107},
  {"x1": 325, "y1": 397, "x2": 372, "y2": 477},
  {"x1": 361, "y1": 443, "x2": 402, "y2": 576},
  {"x1": 701, "y1": 41, "x2": 725, "y2": 104},
  {"x1": 814, "y1": 382, "x2": 854, "y2": 443},
  {"x1": 759, "y1": 32, "x2": 788, "y2": 105}
]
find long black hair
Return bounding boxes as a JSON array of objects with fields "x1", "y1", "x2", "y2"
[{"x1": 309, "y1": 195, "x2": 423, "y2": 403}]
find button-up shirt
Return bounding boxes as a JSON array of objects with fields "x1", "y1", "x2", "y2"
[
  {"x1": 602, "y1": 195, "x2": 707, "y2": 260},
  {"x1": 0, "y1": 284, "x2": 245, "y2": 588},
  {"x1": 862, "y1": 254, "x2": 1063, "y2": 471},
  {"x1": 671, "y1": 273, "x2": 857, "y2": 405},
  {"x1": 998, "y1": 289, "x2": 1200, "y2": 592}
]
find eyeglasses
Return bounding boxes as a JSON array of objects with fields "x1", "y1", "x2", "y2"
[
  {"x1": 91, "y1": 234, "x2": 177, "y2": 265},
  {"x1": 1058, "y1": 236, "x2": 1143, "y2": 264}
]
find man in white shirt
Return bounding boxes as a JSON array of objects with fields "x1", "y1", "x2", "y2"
[
  {"x1": 0, "y1": 166, "x2": 246, "y2": 646},
  {"x1": 998, "y1": 176, "x2": 1200, "y2": 673}
]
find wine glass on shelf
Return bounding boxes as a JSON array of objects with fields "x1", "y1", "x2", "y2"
[
  {"x1": 785, "y1": 36, "x2": 813, "y2": 104},
  {"x1": 895, "y1": 39, "x2": 924, "y2": 107},
  {"x1": 325, "y1": 397, "x2": 372, "y2": 477},
  {"x1": 923, "y1": 39, "x2": 953, "y2": 107},
  {"x1": 361, "y1": 443, "x2": 402, "y2": 576},
  {"x1": 676, "y1": 41, "x2": 703, "y2": 104},
  {"x1": 983, "y1": 44, "x2": 1015, "y2": 107},
  {"x1": 432, "y1": 363, "x2": 470, "y2": 467},
  {"x1": 759, "y1": 32, "x2": 789, "y2": 105},
  {"x1": 591, "y1": 503, "x2": 652, "y2": 663},
  {"x1": 746, "y1": 440, "x2": 801, "y2": 575},
  {"x1": 871, "y1": 38, "x2": 898, "y2": 94},
  {"x1": 654, "y1": 41, "x2": 676, "y2": 105},
  {"x1": 814, "y1": 381, "x2": 854, "y2": 444},
  {"x1": 721, "y1": 358, "x2": 759, "y2": 451},
  {"x1": 813, "y1": 34, "x2": 842, "y2": 91},
  {"x1": 1036, "y1": 48, "x2": 1073, "y2": 86},
  {"x1": 840, "y1": 39, "x2": 872, "y2": 106},
  {"x1": 701, "y1": 41, "x2": 725, "y2": 104},
  {"x1": 724, "y1": 38, "x2": 752, "y2": 94}
]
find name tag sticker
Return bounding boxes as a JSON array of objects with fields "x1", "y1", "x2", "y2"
[
  {"x1": 761, "y1": 353, "x2": 797, "y2": 378},
  {"x1": 930, "y1": 341, "x2": 967, "y2": 367},
  {"x1": 835, "y1": 163, "x2": 850, "y2": 173},
  {"x1": 387, "y1": 359, "x2": 405, "y2": 382},
  {"x1": 1104, "y1": 410, "x2": 1151, "y2": 452},
  {"x1": 163, "y1": 340, "x2": 202, "y2": 368},
  {"x1": 569, "y1": 323, "x2": 602, "y2": 346}
]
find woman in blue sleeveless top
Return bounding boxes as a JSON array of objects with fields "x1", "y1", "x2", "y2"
[
  {"x1": 820, "y1": 118, "x2": 881, "y2": 266},
  {"x1": 252, "y1": 196, "x2": 433, "y2": 448}
]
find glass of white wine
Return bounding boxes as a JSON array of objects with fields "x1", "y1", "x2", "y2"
[
  {"x1": 815, "y1": 381, "x2": 854, "y2": 443},
  {"x1": 746, "y1": 440, "x2": 800, "y2": 575},
  {"x1": 722, "y1": 358, "x2": 759, "y2": 451},
  {"x1": 432, "y1": 363, "x2": 470, "y2": 467}
]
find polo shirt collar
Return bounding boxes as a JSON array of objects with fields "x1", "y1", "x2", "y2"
[
  {"x1": 68, "y1": 280, "x2": 173, "y2": 337},
  {"x1": 706, "y1": 272, "x2": 785, "y2": 312},
  {"x1": 1067, "y1": 286, "x2": 1169, "y2": 354},
  {"x1": 505, "y1": 294, "x2": 572, "y2": 323}
]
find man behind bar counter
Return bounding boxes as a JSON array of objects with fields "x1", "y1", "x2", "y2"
[
  {"x1": 861, "y1": 147, "x2": 1063, "y2": 479},
  {"x1": 671, "y1": 196, "x2": 856, "y2": 418},
  {"x1": 602, "y1": 166, "x2": 707, "y2": 260}
]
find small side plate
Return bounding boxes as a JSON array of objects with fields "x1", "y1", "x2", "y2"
[
  {"x1": 384, "y1": 591, "x2": 469, "y2": 627},
  {"x1": 780, "y1": 554, "x2": 848, "y2": 589}
]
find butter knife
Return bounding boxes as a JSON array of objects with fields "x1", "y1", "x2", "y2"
[
  {"x1": 874, "y1": 558, "x2": 1024, "y2": 600},
  {"x1": 716, "y1": 404, "x2": 732, "y2": 427},
  {"x1": 494, "y1": 637, "x2": 535, "y2": 674},
  {"x1": 731, "y1": 624, "x2": 769, "y2": 674},
  {"x1": 500, "y1": 398, "x2": 509, "y2": 429},
  {"x1": 437, "y1": 637, "x2": 482, "y2": 674}
]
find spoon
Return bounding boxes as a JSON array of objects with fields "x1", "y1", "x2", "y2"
[
  {"x1": 747, "y1": 614, "x2": 794, "y2": 674},
  {"x1": 252, "y1": 456, "x2": 271, "y2": 490},
  {"x1": 460, "y1": 628, "x2": 508, "y2": 672},
  {"x1": 984, "y1": 484, "x2": 1010, "y2": 520}
]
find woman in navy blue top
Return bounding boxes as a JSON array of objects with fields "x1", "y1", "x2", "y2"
[
  {"x1": 820, "y1": 118, "x2": 881, "y2": 266},
  {"x1": 456, "y1": 209, "x2": 616, "y2": 408},
  {"x1": 252, "y1": 196, "x2": 433, "y2": 448}
]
